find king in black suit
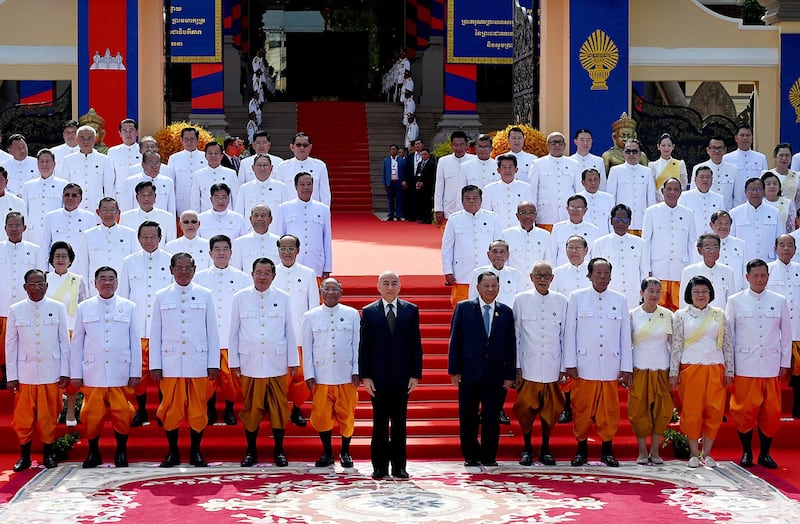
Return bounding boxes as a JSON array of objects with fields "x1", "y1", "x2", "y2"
[
  {"x1": 359, "y1": 271, "x2": 423, "y2": 479},
  {"x1": 448, "y1": 271, "x2": 516, "y2": 466}
]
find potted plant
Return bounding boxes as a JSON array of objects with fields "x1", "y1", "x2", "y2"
[{"x1": 662, "y1": 408, "x2": 690, "y2": 458}]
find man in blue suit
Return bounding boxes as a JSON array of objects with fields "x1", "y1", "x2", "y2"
[
  {"x1": 359, "y1": 270, "x2": 423, "y2": 479},
  {"x1": 382, "y1": 145, "x2": 406, "y2": 221},
  {"x1": 449, "y1": 271, "x2": 516, "y2": 467}
]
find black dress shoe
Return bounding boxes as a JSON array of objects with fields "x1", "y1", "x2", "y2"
[
  {"x1": 207, "y1": 410, "x2": 218, "y2": 425},
  {"x1": 499, "y1": 411, "x2": 511, "y2": 425},
  {"x1": 540, "y1": 452, "x2": 556, "y2": 466},
  {"x1": 43, "y1": 452, "x2": 58, "y2": 469},
  {"x1": 482, "y1": 460, "x2": 499, "y2": 467},
  {"x1": 315, "y1": 454, "x2": 334, "y2": 467},
  {"x1": 558, "y1": 409, "x2": 572, "y2": 424},
  {"x1": 240, "y1": 452, "x2": 258, "y2": 467},
  {"x1": 371, "y1": 469, "x2": 387, "y2": 479},
  {"x1": 159, "y1": 452, "x2": 181, "y2": 468},
  {"x1": 114, "y1": 451, "x2": 128, "y2": 468},
  {"x1": 274, "y1": 452, "x2": 289, "y2": 467},
  {"x1": 290, "y1": 407, "x2": 307, "y2": 427},
  {"x1": 82, "y1": 451, "x2": 103, "y2": 469},
  {"x1": 392, "y1": 469, "x2": 410, "y2": 479},
  {"x1": 464, "y1": 459, "x2": 481, "y2": 467},
  {"x1": 223, "y1": 410, "x2": 237, "y2": 426},
  {"x1": 190, "y1": 452, "x2": 208, "y2": 467},
  {"x1": 758, "y1": 454, "x2": 778, "y2": 469},
  {"x1": 519, "y1": 451, "x2": 534, "y2": 466},
  {"x1": 13, "y1": 456, "x2": 31, "y2": 472},
  {"x1": 339, "y1": 453, "x2": 354, "y2": 468},
  {"x1": 740, "y1": 452, "x2": 754, "y2": 468},
  {"x1": 570, "y1": 454, "x2": 588, "y2": 467},
  {"x1": 131, "y1": 411, "x2": 149, "y2": 428},
  {"x1": 600, "y1": 454, "x2": 619, "y2": 467}
]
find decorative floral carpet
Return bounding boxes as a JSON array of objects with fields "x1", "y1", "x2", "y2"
[{"x1": 1, "y1": 461, "x2": 799, "y2": 523}]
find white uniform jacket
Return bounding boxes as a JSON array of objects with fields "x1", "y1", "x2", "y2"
[
  {"x1": 725, "y1": 288, "x2": 791, "y2": 377},
  {"x1": 513, "y1": 289, "x2": 568, "y2": 383},
  {"x1": 5, "y1": 297, "x2": 70, "y2": 383},
  {"x1": 301, "y1": 303, "x2": 360, "y2": 385}
]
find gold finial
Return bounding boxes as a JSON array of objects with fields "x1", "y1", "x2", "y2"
[{"x1": 579, "y1": 29, "x2": 619, "y2": 91}]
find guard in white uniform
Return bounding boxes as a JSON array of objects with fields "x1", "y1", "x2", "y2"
[
  {"x1": 1, "y1": 134, "x2": 38, "y2": 195},
  {"x1": 76, "y1": 198, "x2": 137, "y2": 293},
  {"x1": 107, "y1": 118, "x2": 141, "y2": 196},
  {"x1": 41, "y1": 183, "x2": 99, "y2": 252},
  {"x1": 119, "y1": 180, "x2": 177, "y2": 246},
  {"x1": 482, "y1": 154, "x2": 532, "y2": 230},
  {"x1": 229, "y1": 257, "x2": 299, "y2": 468},
  {"x1": 679, "y1": 233, "x2": 735, "y2": 309},
  {"x1": 592, "y1": 204, "x2": 649, "y2": 310},
  {"x1": 729, "y1": 177, "x2": 782, "y2": 262},
  {"x1": 5, "y1": 269, "x2": 70, "y2": 472},
  {"x1": 168, "y1": 127, "x2": 207, "y2": 215},
  {"x1": 272, "y1": 133, "x2": 331, "y2": 206},
  {"x1": 197, "y1": 183, "x2": 248, "y2": 241},
  {"x1": 552, "y1": 235, "x2": 590, "y2": 298},
  {"x1": 277, "y1": 174, "x2": 332, "y2": 278},
  {"x1": 434, "y1": 131, "x2": 474, "y2": 224},
  {"x1": 606, "y1": 140, "x2": 657, "y2": 233},
  {"x1": 194, "y1": 234, "x2": 250, "y2": 426},
  {"x1": 513, "y1": 261, "x2": 567, "y2": 466},
  {"x1": 70, "y1": 266, "x2": 140, "y2": 468},
  {"x1": 500, "y1": 201, "x2": 553, "y2": 290},
  {"x1": 149, "y1": 253, "x2": 221, "y2": 468},
  {"x1": 302, "y1": 277, "x2": 360, "y2": 468},
  {"x1": 234, "y1": 153, "x2": 290, "y2": 233},
  {"x1": 441, "y1": 185, "x2": 503, "y2": 306},
  {"x1": 164, "y1": 210, "x2": 210, "y2": 270},
  {"x1": 502, "y1": 126, "x2": 538, "y2": 181},
  {"x1": 231, "y1": 204, "x2": 280, "y2": 272},
  {"x1": 20, "y1": 150, "x2": 67, "y2": 248},
  {"x1": 237, "y1": 131, "x2": 284, "y2": 185},
  {"x1": 724, "y1": 126, "x2": 768, "y2": 207},
  {"x1": 576, "y1": 167, "x2": 614, "y2": 234},
  {"x1": 570, "y1": 129, "x2": 607, "y2": 190},
  {"x1": 726, "y1": 259, "x2": 791, "y2": 469},
  {"x1": 118, "y1": 221, "x2": 174, "y2": 427},
  {"x1": 118, "y1": 151, "x2": 176, "y2": 214},
  {"x1": 528, "y1": 133, "x2": 580, "y2": 227},
  {"x1": 564, "y1": 258, "x2": 633, "y2": 467},
  {"x1": 678, "y1": 165, "x2": 723, "y2": 236},
  {"x1": 190, "y1": 142, "x2": 240, "y2": 213},
  {"x1": 61, "y1": 126, "x2": 115, "y2": 212},
  {"x1": 274, "y1": 234, "x2": 320, "y2": 428},
  {"x1": 550, "y1": 194, "x2": 601, "y2": 267},
  {"x1": 461, "y1": 135, "x2": 500, "y2": 189},
  {"x1": 692, "y1": 137, "x2": 739, "y2": 210}
]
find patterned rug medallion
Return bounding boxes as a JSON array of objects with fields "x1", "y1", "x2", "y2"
[{"x1": 1, "y1": 461, "x2": 798, "y2": 523}]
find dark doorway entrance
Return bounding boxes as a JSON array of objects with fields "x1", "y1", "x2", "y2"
[{"x1": 284, "y1": 31, "x2": 369, "y2": 101}]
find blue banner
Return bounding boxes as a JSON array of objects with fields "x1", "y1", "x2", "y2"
[
  {"x1": 447, "y1": 0, "x2": 514, "y2": 64},
  {"x1": 170, "y1": 0, "x2": 222, "y2": 63},
  {"x1": 569, "y1": 0, "x2": 629, "y2": 152},
  {"x1": 780, "y1": 33, "x2": 800, "y2": 147}
]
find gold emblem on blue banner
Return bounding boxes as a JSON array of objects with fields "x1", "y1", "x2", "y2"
[
  {"x1": 579, "y1": 29, "x2": 619, "y2": 91},
  {"x1": 790, "y1": 77, "x2": 800, "y2": 123}
]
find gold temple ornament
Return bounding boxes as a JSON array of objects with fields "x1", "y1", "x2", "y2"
[{"x1": 579, "y1": 29, "x2": 619, "y2": 91}]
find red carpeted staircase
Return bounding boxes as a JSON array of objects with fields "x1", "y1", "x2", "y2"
[{"x1": 297, "y1": 102, "x2": 372, "y2": 212}]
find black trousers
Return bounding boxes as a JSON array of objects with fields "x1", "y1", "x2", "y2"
[
  {"x1": 458, "y1": 380, "x2": 505, "y2": 463},
  {"x1": 370, "y1": 384, "x2": 409, "y2": 472}
]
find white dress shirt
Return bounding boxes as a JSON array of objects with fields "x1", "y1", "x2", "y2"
[
  {"x1": 692, "y1": 159, "x2": 739, "y2": 210},
  {"x1": 564, "y1": 286, "x2": 633, "y2": 380},
  {"x1": 228, "y1": 285, "x2": 298, "y2": 378},
  {"x1": 190, "y1": 165, "x2": 240, "y2": 212},
  {"x1": 70, "y1": 294, "x2": 141, "y2": 386},
  {"x1": 0, "y1": 192, "x2": 26, "y2": 242},
  {"x1": 570, "y1": 152, "x2": 607, "y2": 190},
  {"x1": 577, "y1": 190, "x2": 614, "y2": 234},
  {"x1": 726, "y1": 288, "x2": 792, "y2": 376},
  {"x1": 76, "y1": 224, "x2": 138, "y2": 290},
  {"x1": 500, "y1": 225, "x2": 553, "y2": 288},
  {"x1": 51, "y1": 143, "x2": 80, "y2": 167},
  {"x1": 642, "y1": 202, "x2": 696, "y2": 281},
  {"x1": 767, "y1": 259, "x2": 800, "y2": 340},
  {"x1": 719, "y1": 235, "x2": 747, "y2": 291},
  {"x1": 164, "y1": 235, "x2": 211, "y2": 270},
  {"x1": 149, "y1": 282, "x2": 221, "y2": 377},
  {"x1": 434, "y1": 153, "x2": 472, "y2": 218},
  {"x1": 469, "y1": 264, "x2": 525, "y2": 308},
  {"x1": 194, "y1": 264, "x2": 251, "y2": 348},
  {"x1": 528, "y1": 155, "x2": 580, "y2": 225},
  {"x1": 607, "y1": 163, "x2": 657, "y2": 230},
  {"x1": 231, "y1": 231, "x2": 280, "y2": 272},
  {"x1": 274, "y1": 261, "x2": 320, "y2": 343},
  {"x1": 729, "y1": 202, "x2": 782, "y2": 262},
  {"x1": 724, "y1": 149, "x2": 768, "y2": 207},
  {"x1": 168, "y1": 149, "x2": 207, "y2": 215},
  {"x1": 0, "y1": 240, "x2": 44, "y2": 315},
  {"x1": 118, "y1": 173, "x2": 176, "y2": 214},
  {"x1": 233, "y1": 177, "x2": 291, "y2": 234},
  {"x1": 592, "y1": 233, "x2": 649, "y2": 310},
  {"x1": 273, "y1": 157, "x2": 331, "y2": 206},
  {"x1": 20, "y1": 176, "x2": 68, "y2": 247},
  {"x1": 197, "y1": 208, "x2": 248, "y2": 241},
  {"x1": 5, "y1": 297, "x2": 70, "y2": 383},
  {"x1": 550, "y1": 220, "x2": 601, "y2": 267},
  {"x1": 277, "y1": 198, "x2": 332, "y2": 276},
  {"x1": 461, "y1": 157, "x2": 500, "y2": 189},
  {"x1": 679, "y1": 261, "x2": 735, "y2": 309},
  {"x1": 118, "y1": 249, "x2": 174, "y2": 338},
  {"x1": 237, "y1": 153, "x2": 284, "y2": 185},
  {"x1": 107, "y1": 143, "x2": 141, "y2": 194},
  {"x1": 441, "y1": 208, "x2": 503, "y2": 284},
  {"x1": 302, "y1": 303, "x2": 360, "y2": 385},
  {"x1": 120, "y1": 207, "x2": 177, "y2": 246},
  {"x1": 678, "y1": 188, "x2": 724, "y2": 235},
  {"x1": 504, "y1": 150, "x2": 538, "y2": 181},
  {"x1": 552, "y1": 261, "x2": 589, "y2": 297},
  {"x1": 1, "y1": 156, "x2": 38, "y2": 195},
  {"x1": 61, "y1": 151, "x2": 115, "y2": 211},
  {"x1": 513, "y1": 289, "x2": 568, "y2": 383},
  {"x1": 482, "y1": 179, "x2": 533, "y2": 230},
  {"x1": 42, "y1": 207, "x2": 98, "y2": 252}
]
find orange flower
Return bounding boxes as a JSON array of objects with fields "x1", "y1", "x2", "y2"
[
  {"x1": 153, "y1": 121, "x2": 217, "y2": 162},
  {"x1": 491, "y1": 124, "x2": 547, "y2": 158}
]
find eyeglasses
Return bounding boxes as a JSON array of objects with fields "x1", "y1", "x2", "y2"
[
  {"x1": 517, "y1": 211, "x2": 536, "y2": 215},
  {"x1": 172, "y1": 266, "x2": 195, "y2": 272},
  {"x1": 567, "y1": 206, "x2": 586, "y2": 211},
  {"x1": 96, "y1": 277, "x2": 117, "y2": 283},
  {"x1": 611, "y1": 217, "x2": 631, "y2": 224},
  {"x1": 623, "y1": 149, "x2": 640, "y2": 154},
  {"x1": 278, "y1": 246, "x2": 297, "y2": 253},
  {"x1": 708, "y1": 146, "x2": 725, "y2": 151},
  {"x1": 548, "y1": 140, "x2": 565, "y2": 145},
  {"x1": 294, "y1": 143, "x2": 310, "y2": 147},
  {"x1": 746, "y1": 187, "x2": 764, "y2": 193},
  {"x1": 531, "y1": 273, "x2": 552, "y2": 279},
  {"x1": 566, "y1": 245, "x2": 585, "y2": 251},
  {"x1": 691, "y1": 289, "x2": 710, "y2": 295},
  {"x1": 701, "y1": 246, "x2": 720, "y2": 252},
  {"x1": 181, "y1": 219, "x2": 199, "y2": 224},
  {"x1": 476, "y1": 144, "x2": 492, "y2": 150},
  {"x1": 25, "y1": 282, "x2": 47, "y2": 288}
]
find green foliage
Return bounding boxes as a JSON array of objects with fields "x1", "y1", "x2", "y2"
[
  {"x1": 741, "y1": 0, "x2": 766, "y2": 25},
  {"x1": 54, "y1": 432, "x2": 80, "y2": 461}
]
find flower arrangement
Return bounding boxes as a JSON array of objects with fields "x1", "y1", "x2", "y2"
[
  {"x1": 491, "y1": 124, "x2": 547, "y2": 158},
  {"x1": 153, "y1": 121, "x2": 216, "y2": 163},
  {"x1": 661, "y1": 408, "x2": 690, "y2": 458},
  {"x1": 54, "y1": 432, "x2": 80, "y2": 461}
]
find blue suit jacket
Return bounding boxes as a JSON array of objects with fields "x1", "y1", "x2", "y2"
[
  {"x1": 448, "y1": 298, "x2": 516, "y2": 385},
  {"x1": 382, "y1": 156, "x2": 406, "y2": 187},
  {"x1": 358, "y1": 299, "x2": 423, "y2": 390}
]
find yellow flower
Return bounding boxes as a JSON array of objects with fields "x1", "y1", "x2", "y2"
[
  {"x1": 153, "y1": 121, "x2": 217, "y2": 163},
  {"x1": 491, "y1": 124, "x2": 547, "y2": 158}
]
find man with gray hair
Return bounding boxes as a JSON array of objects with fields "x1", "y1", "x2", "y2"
[{"x1": 60, "y1": 125, "x2": 115, "y2": 212}]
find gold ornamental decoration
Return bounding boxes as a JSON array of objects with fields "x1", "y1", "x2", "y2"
[
  {"x1": 579, "y1": 29, "x2": 619, "y2": 91},
  {"x1": 789, "y1": 77, "x2": 800, "y2": 123}
]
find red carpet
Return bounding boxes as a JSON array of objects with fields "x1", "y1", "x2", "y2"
[{"x1": 298, "y1": 102, "x2": 372, "y2": 212}]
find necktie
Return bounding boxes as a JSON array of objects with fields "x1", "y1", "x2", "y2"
[
  {"x1": 483, "y1": 304, "x2": 491, "y2": 336},
  {"x1": 387, "y1": 303, "x2": 396, "y2": 334},
  {"x1": 416, "y1": 161, "x2": 423, "y2": 175}
]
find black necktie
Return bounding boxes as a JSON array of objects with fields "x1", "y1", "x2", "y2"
[
  {"x1": 387, "y1": 303, "x2": 396, "y2": 333},
  {"x1": 416, "y1": 161, "x2": 424, "y2": 175}
]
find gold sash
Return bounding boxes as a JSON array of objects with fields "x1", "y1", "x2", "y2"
[
  {"x1": 51, "y1": 272, "x2": 80, "y2": 317},
  {"x1": 632, "y1": 307, "x2": 671, "y2": 345},
  {"x1": 683, "y1": 307, "x2": 723, "y2": 350},
  {"x1": 656, "y1": 158, "x2": 681, "y2": 190}
]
